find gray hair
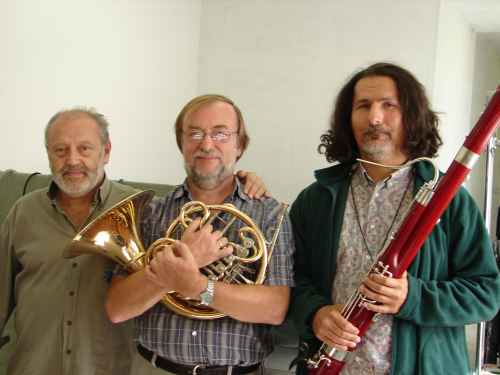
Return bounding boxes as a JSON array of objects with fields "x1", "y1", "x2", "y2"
[{"x1": 44, "y1": 107, "x2": 110, "y2": 148}]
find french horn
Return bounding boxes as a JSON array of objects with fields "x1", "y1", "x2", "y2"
[{"x1": 64, "y1": 190, "x2": 287, "y2": 320}]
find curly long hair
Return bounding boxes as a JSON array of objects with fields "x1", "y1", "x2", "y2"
[{"x1": 318, "y1": 62, "x2": 442, "y2": 163}]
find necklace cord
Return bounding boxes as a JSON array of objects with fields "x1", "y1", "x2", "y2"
[{"x1": 350, "y1": 169, "x2": 413, "y2": 262}]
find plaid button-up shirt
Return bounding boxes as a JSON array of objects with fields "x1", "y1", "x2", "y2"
[{"x1": 134, "y1": 178, "x2": 295, "y2": 366}]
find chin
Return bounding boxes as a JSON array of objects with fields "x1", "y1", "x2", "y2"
[{"x1": 55, "y1": 174, "x2": 100, "y2": 197}]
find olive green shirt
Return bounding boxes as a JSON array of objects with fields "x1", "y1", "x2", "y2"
[{"x1": 0, "y1": 178, "x2": 138, "y2": 375}]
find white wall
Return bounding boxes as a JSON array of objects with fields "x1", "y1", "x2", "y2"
[
  {"x1": 197, "y1": 0, "x2": 440, "y2": 204},
  {"x1": 468, "y1": 33, "x2": 500, "y2": 232},
  {"x1": 0, "y1": 0, "x2": 201, "y2": 185},
  {"x1": 463, "y1": 32, "x2": 500, "y2": 369},
  {"x1": 1, "y1": 0, "x2": 492, "y2": 207},
  {"x1": 432, "y1": 0, "x2": 476, "y2": 172}
]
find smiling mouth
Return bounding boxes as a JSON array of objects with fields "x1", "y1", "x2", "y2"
[{"x1": 195, "y1": 156, "x2": 221, "y2": 162}]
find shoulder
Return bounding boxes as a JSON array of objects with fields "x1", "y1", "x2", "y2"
[
  {"x1": 11, "y1": 187, "x2": 49, "y2": 210},
  {"x1": 142, "y1": 187, "x2": 182, "y2": 222},
  {"x1": 2, "y1": 188, "x2": 49, "y2": 227},
  {"x1": 239, "y1": 196, "x2": 288, "y2": 226},
  {"x1": 294, "y1": 163, "x2": 351, "y2": 205},
  {"x1": 109, "y1": 180, "x2": 141, "y2": 197},
  {"x1": 291, "y1": 178, "x2": 340, "y2": 217},
  {"x1": 294, "y1": 180, "x2": 327, "y2": 202},
  {"x1": 446, "y1": 185, "x2": 482, "y2": 220}
]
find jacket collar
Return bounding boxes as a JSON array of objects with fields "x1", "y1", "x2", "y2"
[{"x1": 314, "y1": 162, "x2": 355, "y2": 189}]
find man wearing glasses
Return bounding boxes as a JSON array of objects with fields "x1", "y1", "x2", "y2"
[{"x1": 106, "y1": 94, "x2": 295, "y2": 375}]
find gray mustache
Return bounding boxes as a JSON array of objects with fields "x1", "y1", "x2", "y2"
[
  {"x1": 364, "y1": 127, "x2": 390, "y2": 137},
  {"x1": 61, "y1": 166, "x2": 87, "y2": 174}
]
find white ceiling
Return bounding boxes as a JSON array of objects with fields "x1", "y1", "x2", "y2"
[
  {"x1": 450, "y1": 0, "x2": 500, "y2": 50},
  {"x1": 454, "y1": 0, "x2": 500, "y2": 32}
]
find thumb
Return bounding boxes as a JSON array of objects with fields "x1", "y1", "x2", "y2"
[{"x1": 173, "y1": 241, "x2": 195, "y2": 262}]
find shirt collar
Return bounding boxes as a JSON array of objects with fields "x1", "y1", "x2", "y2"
[
  {"x1": 172, "y1": 176, "x2": 251, "y2": 203},
  {"x1": 356, "y1": 162, "x2": 411, "y2": 187}
]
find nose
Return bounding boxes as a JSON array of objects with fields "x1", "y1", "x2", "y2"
[
  {"x1": 65, "y1": 146, "x2": 81, "y2": 166},
  {"x1": 368, "y1": 103, "x2": 383, "y2": 126},
  {"x1": 198, "y1": 133, "x2": 215, "y2": 151}
]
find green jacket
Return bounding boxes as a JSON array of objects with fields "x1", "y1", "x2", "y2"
[{"x1": 289, "y1": 161, "x2": 500, "y2": 375}]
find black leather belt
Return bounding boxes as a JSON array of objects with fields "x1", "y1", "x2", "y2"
[{"x1": 137, "y1": 345, "x2": 261, "y2": 375}]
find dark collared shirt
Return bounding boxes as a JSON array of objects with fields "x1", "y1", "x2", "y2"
[{"x1": 135, "y1": 178, "x2": 295, "y2": 366}]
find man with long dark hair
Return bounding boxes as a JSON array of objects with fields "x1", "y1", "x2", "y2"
[{"x1": 289, "y1": 62, "x2": 500, "y2": 374}]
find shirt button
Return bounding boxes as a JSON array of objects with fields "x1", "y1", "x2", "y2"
[
  {"x1": 72, "y1": 263, "x2": 78, "y2": 268},
  {"x1": 66, "y1": 349, "x2": 72, "y2": 355},
  {"x1": 67, "y1": 320, "x2": 72, "y2": 326},
  {"x1": 69, "y1": 291, "x2": 75, "y2": 296},
  {"x1": 192, "y1": 331, "x2": 197, "y2": 337}
]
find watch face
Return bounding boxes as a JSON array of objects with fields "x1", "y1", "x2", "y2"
[
  {"x1": 200, "y1": 291, "x2": 212, "y2": 306},
  {"x1": 199, "y1": 280, "x2": 215, "y2": 306}
]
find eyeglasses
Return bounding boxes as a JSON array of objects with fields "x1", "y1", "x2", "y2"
[{"x1": 184, "y1": 129, "x2": 238, "y2": 143}]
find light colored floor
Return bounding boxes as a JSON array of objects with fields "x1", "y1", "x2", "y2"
[
  {"x1": 466, "y1": 323, "x2": 500, "y2": 374},
  {"x1": 265, "y1": 343, "x2": 296, "y2": 374},
  {"x1": 264, "y1": 319, "x2": 298, "y2": 374},
  {"x1": 264, "y1": 322, "x2": 500, "y2": 375}
]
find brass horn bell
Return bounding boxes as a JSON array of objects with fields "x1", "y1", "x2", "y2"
[
  {"x1": 64, "y1": 190, "x2": 269, "y2": 320},
  {"x1": 64, "y1": 190, "x2": 154, "y2": 272}
]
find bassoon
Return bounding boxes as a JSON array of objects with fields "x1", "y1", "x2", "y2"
[{"x1": 306, "y1": 87, "x2": 500, "y2": 375}]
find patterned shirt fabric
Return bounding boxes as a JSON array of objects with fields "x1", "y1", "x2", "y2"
[
  {"x1": 332, "y1": 164, "x2": 413, "y2": 375},
  {"x1": 0, "y1": 178, "x2": 138, "y2": 375},
  {"x1": 134, "y1": 177, "x2": 295, "y2": 366}
]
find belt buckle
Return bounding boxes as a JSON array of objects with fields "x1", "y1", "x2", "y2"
[{"x1": 150, "y1": 352, "x2": 158, "y2": 368}]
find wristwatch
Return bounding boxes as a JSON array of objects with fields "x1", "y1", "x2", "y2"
[{"x1": 199, "y1": 278, "x2": 216, "y2": 306}]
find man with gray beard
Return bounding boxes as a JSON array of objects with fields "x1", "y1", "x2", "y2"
[
  {"x1": 0, "y1": 107, "x2": 269, "y2": 375},
  {"x1": 106, "y1": 94, "x2": 295, "y2": 375},
  {"x1": 0, "y1": 108, "x2": 139, "y2": 375}
]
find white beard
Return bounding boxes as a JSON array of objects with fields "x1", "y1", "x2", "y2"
[{"x1": 52, "y1": 165, "x2": 104, "y2": 197}]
